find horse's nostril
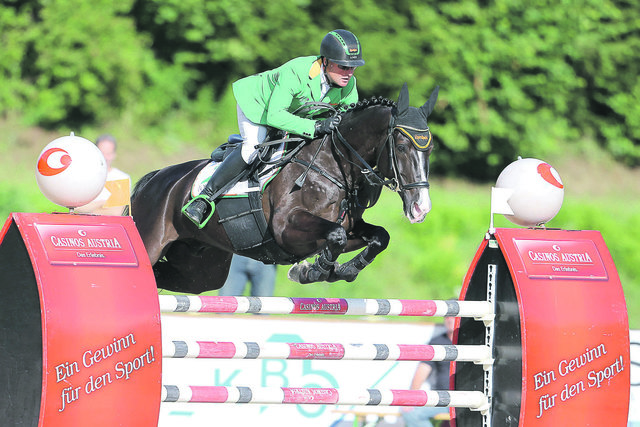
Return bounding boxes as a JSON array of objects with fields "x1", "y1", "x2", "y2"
[{"x1": 408, "y1": 200, "x2": 431, "y2": 224}]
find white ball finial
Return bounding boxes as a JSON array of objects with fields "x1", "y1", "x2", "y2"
[
  {"x1": 35, "y1": 133, "x2": 107, "y2": 209},
  {"x1": 495, "y1": 158, "x2": 564, "y2": 227}
]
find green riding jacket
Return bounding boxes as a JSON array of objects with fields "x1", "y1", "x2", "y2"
[{"x1": 232, "y1": 56, "x2": 359, "y2": 139}]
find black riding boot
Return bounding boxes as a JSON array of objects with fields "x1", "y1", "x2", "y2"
[{"x1": 183, "y1": 147, "x2": 248, "y2": 228}]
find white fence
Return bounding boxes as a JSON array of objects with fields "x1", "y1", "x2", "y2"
[
  {"x1": 159, "y1": 314, "x2": 639, "y2": 427},
  {"x1": 159, "y1": 314, "x2": 437, "y2": 427}
]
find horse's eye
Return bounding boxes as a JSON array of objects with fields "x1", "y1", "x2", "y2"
[{"x1": 396, "y1": 144, "x2": 408, "y2": 153}]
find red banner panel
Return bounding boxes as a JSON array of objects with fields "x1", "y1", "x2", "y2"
[
  {"x1": 0, "y1": 213, "x2": 161, "y2": 427},
  {"x1": 453, "y1": 227, "x2": 630, "y2": 427}
]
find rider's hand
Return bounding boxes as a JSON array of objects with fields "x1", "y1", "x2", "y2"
[{"x1": 314, "y1": 116, "x2": 341, "y2": 136}]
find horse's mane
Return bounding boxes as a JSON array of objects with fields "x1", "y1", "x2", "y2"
[{"x1": 338, "y1": 96, "x2": 397, "y2": 119}]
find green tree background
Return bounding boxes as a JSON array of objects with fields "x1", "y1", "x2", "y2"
[{"x1": 1, "y1": 0, "x2": 638, "y2": 178}]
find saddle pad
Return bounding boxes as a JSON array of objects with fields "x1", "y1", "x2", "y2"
[{"x1": 190, "y1": 142, "x2": 285, "y2": 198}]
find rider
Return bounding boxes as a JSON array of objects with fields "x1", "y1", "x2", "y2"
[{"x1": 183, "y1": 29, "x2": 365, "y2": 227}]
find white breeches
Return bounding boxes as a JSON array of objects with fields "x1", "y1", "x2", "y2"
[{"x1": 237, "y1": 104, "x2": 268, "y2": 163}]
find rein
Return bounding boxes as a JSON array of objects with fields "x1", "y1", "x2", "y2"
[{"x1": 332, "y1": 127, "x2": 394, "y2": 189}]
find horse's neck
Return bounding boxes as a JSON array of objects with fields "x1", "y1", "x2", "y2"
[
  {"x1": 341, "y1": 105, "x2": 392, "y2": 164},
  {"x1": 332, "y1": 105, "x2": 391, "y2": 190}
]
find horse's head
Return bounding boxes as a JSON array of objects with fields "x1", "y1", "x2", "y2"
[{"x1": 379, "y1": 83, "x2": 439, "y2": 223}]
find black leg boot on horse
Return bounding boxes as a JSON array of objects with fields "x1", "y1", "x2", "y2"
[{"x1": 182, "y1": 146, "x2": 248, "y2": 228}]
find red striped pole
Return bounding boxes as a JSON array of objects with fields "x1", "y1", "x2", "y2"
[
  {"x1": 162, "y1": 340, "x2": 492, "y2": 362},
  {"x1": 159, "y1": 295, "x2": 493, "y2": 319},
  {"x1": 161, "y1": 385, "x2": 489, "y2": 410}
]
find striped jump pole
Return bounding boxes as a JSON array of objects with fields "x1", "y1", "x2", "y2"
[
  {"x1": 159, "y1": 275, "x2": 498, "y2": 427},
  {"x1": 163, "y1": 340, "x2": 493, "y2": 363},
  {"x1": 159, "y1": 295, "x2": 495, "y2": 320},
  {"x1": 161, "y1": 386, "x2": 489, "y2": 411}
]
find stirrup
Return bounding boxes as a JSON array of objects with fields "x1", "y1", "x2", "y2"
[{"x1": 181, "y1": 195, "x2": 215, "y2": 229}]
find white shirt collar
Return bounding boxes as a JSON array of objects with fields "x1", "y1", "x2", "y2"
[{"x1": 320, "y1": 64, "x2": 331, "y2": 99}]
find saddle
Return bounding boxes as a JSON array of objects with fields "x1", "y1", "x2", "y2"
[{"x1": 196, "y1": 134, "x2": 302, "y2": 265}]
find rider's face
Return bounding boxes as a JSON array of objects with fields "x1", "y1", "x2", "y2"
[{"x1": 325, "y1": 60, "x2": 356, "y2": 87}]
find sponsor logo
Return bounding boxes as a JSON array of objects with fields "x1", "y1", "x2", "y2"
[
  {"x1": 38, "y1": 147, "x2": 72, "y2": 176},
  {"x1": 537, "y1": 162, "x2": 564, "y2": 189},
  {"x1": 34, "y1": 223, "x2": 138, "y2": 266},
  {"x1": 49, "y1": 233, "x2": 123, "y2": 250},
  {"x1": 513, "y1": 239, "x2": 607, "y2": 280},
  {"x1": 527, "y1": 248, "x2": 593, "y2": 264}
]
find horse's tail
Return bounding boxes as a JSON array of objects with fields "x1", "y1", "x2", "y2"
[{"x1": 123, "y1": 170, "x2": 160, "y2": 216}]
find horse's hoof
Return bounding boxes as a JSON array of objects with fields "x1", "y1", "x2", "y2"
[
  {"x1": 288, "y1": 261, "x2": 311, "y2": 283},
  {"x1": 288, "y1": 260, "x2": 333, "y2": 284},
  {"x1": 334, "y1": 263, "x2": 360, "y2": 282}
]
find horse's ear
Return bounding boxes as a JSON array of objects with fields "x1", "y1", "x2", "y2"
[
  {"x1": 420, "y1": 85, "x2": 440, "y2": 118},
  {"x1": 397, "y1": 82, "x2": 410, "y2": 116}
]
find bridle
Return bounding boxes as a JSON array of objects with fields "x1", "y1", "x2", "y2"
[
  {"x1": 331, "y1": 109, "x2": 432, "y2": 194},
  {"x1": 381, "y1": 114, "x2": 432, "y2": 191}
]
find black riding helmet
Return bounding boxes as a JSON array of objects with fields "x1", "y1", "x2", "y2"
[{"x1": 320, "y1": 29, "x2": 365, "y2": 67}]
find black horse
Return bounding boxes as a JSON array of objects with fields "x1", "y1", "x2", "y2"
[{"x1": 130, "y1": 83, "x2": 439, "y2": 294}]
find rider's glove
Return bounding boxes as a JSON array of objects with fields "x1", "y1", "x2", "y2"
[{"x1": 314, "y1": 116, "x2": 341, "y2": 137}]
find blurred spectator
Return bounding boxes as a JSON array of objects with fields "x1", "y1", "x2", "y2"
[
  {"x1": 402, "y1": 315, "x2": 456, "y2": 427},
  {"x1": 76, "y1": 134, "x2": 131, "y2": 215},
  {"x1": 218, "y1": 255, "x2": 277, "y2": 297}
]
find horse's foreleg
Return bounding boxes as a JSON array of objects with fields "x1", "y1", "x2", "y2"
[
  {"x1": 288, "y1": 245, "x2": 337, "y2": 284},
  {"x1": 285, "y1": 211, "x2": 347, "y2": 284},
  {"x1": 328, "y1": 221, "x2": 390, "y2": 283}
]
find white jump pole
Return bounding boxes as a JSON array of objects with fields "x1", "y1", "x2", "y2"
[
  {"x1": 162, "y1": 340, "x2": 493, "y2": 363},
  {"x1": 159, "y1": 295, "x2": 494, "y2": 320}
]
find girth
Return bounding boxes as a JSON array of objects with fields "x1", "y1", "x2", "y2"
[{"x1": 214, "y1": 176, "x2": 301, "y2": 265}]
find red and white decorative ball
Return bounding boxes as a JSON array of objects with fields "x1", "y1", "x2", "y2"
[
  {"x1": 35, "y1": 133, "x2": 107, "y2": 209},
  {"x1": 496, "y1": 158, "x2": 564, "y2": 227}
]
